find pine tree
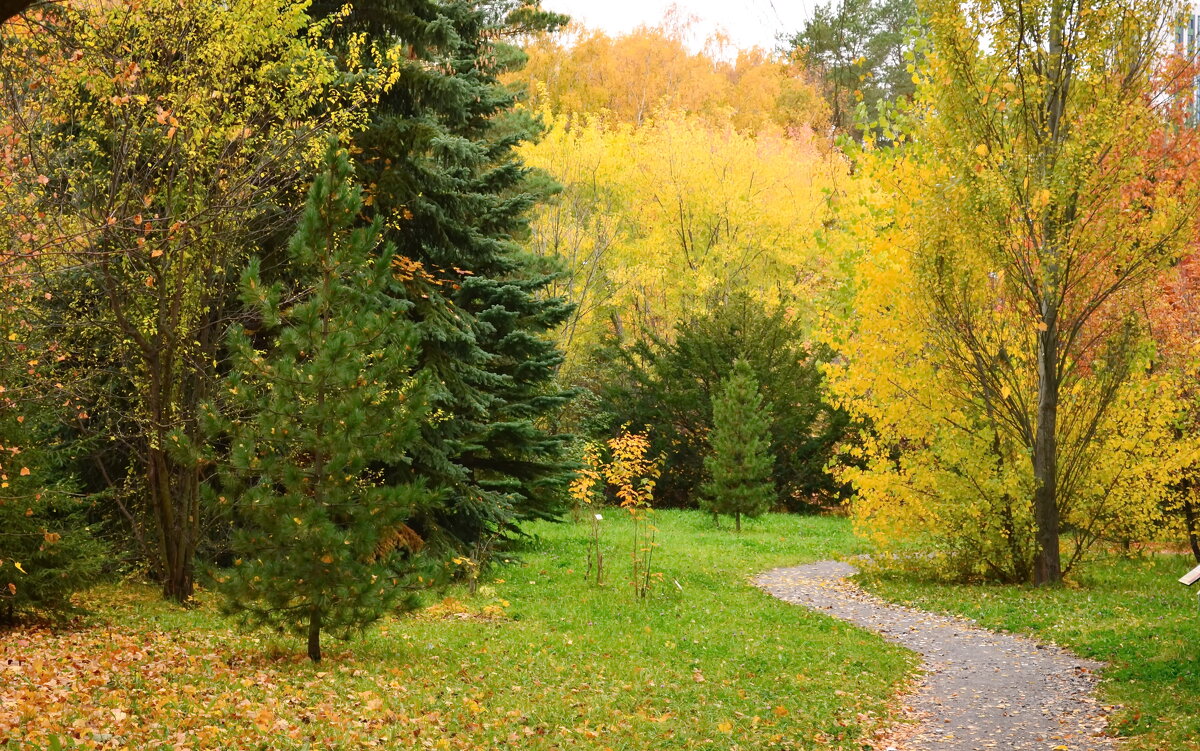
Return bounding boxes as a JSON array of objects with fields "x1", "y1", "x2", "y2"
[
  {"x1": 307, "y1": 0, "x2": 576, "y2": 550},
  {"x1": 701, "y1": 360, "x2": 776, "y2": 532},
  {"x1": 208, "y1": 143, "x2": 435, "y2": 662}
]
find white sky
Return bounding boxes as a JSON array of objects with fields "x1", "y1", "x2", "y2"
[{"x1": 540, "y1": 0, "x2": 818, "y2": 53}]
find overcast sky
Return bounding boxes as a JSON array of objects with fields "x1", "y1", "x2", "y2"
[{"x1": 540, "y1": 0, "x2": 818, "y2": 53}]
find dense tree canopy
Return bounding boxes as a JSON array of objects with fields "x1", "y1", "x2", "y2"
[
  {"x1": 1, "y1": 0, "x2": 1199, "y2": 669},
  {"x1": 521, "y1": 108, "x2": 847, "y2": 375},
  {"x1": 788, "y1": 0, "x2": 921, "y2": 138},
  {"x1": 830, "y1": 0, "x2": 1200, "y2": 582},
  {"x1": 511, "y1": 20, "x2": 828, "y2": 132}
]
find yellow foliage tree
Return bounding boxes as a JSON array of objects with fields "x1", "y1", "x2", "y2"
[
  {"x1": 521, "y1": 106, "x2": 849, "y2": 373},
  {"x1": 828, "y1": 0, "x2": 1200, "y2": 582},
  {"x1": 0, "y1": 0, "x2": 393, "y2": 600},
  {"x1": 509, "y1": 21, "x2": 829, "y2": 133},
  {"x1": 830, "y1": 164, "x2": 1195, "y2": 580}
]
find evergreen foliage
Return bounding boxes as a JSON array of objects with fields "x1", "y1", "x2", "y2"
[
  {"x1": 0, "y1": 305, "x2": 105, "y2": 625},
  {"x1": 0, "y1": 430, "x2": 104, "y2": 625},
  {"x1": 700, "y1": 360, "x2": 776, "y2": 532},
  {"x1": 207, "y1": 144, "x2": 434, "y2": 662},
  {"x1": 307, "y1": 0, "x2": 576, "y2": 548},
  {"x1": 595, "y1": 296, "x2": 850, "y2": 510}
]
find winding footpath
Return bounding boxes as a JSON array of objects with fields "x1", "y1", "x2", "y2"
[{"x1": 756, "y1": 562, "x2": 1115, "y2": 751}]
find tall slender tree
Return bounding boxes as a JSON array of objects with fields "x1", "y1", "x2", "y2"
[
  {"x1": 789, "y1": 0, "x2": 921, "y2": 138},
  {"x1": 834, "y1": 0, "x2": 1200, "y2": 583}
]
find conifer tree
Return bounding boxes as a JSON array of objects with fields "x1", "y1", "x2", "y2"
[
  {"x1": 701, "y1": 360, "x2": 776, "y2": 532},
  {"x1": 307, "y1": 0, "x2": 575, "y2": 549},
  {"x1": 0, "y1": 287, "x2": 104, "y2": 624},
  {"x1": 0, "y1": 415, "x2": 104, "y2": 625},
  {"x1": 209, "y1": 144, "x2": 434, "y2": 662}
]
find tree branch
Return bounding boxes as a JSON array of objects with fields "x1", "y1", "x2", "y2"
[{"x1": 0, "y1": 0, "x2": 35, "y2": 24}]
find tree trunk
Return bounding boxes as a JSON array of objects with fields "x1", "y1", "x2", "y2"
[
  {"x1": 1183, "y1": 492, "x2": 1200, "y2": 563},
  {"x1": 0, "y1": 0, "x2": 35, "y2": 24},
  {"x1": 149, "y1": 446, "x2": 198, "y2": 602},
  {"x1": 1034, "y1": 2, "x2": 1067, "y2": 586},
  {"x1": 609, "y1": 312, "x2": 625, "y2": 343},
  {"x1": 1032, "y1": 320, "x2": 1062, "y2": 585},
  {"x1": 308, "y1": 608, "x2": 322, "y2": 662}
]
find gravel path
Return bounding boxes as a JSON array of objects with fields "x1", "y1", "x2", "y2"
[{"x1": 756, "y1": 561, "x2": 1115, "y2": 751}]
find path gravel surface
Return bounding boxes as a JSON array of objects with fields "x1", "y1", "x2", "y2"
[{"x1": 756, "y1": 561, "x2": 1115, "y2": 751}]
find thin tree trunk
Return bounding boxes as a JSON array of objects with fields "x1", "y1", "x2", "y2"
[
  {"x1": 146, "y1": 347, "x2": 199, "y2": 603},
  {"x1": 1032, "y1": 0, "x2": 1069, "y2": 587},
  {"x1": 308, "y1": 608, "x2": 322, "y2": 662},
  {"x1": 609, "y1": 312, "x2": 625, "y2": 343},
  {"x1": 1183, "y1": 492, "x2": 1200, "y2": 563},
  {"x1": 1033, "y1": 320, "x2": 1062, "y2": 585}
]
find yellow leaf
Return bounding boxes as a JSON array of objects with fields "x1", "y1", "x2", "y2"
[
  {"x1": 13, "y1": 562, "x2": 26, "y2": 574},
  {"x1": 974, "y1": 143, "x2": 989, "y2": 157},
  {"x1": 772, "y1": 705, "x2": 789, "y2": 717},
  {"x1": 717, "y1": 721, "x2": 733, "y2": 733}
]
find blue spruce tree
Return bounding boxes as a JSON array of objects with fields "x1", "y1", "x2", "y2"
[{"x1": 307, "y1": 0, "x2": 576, "y2": 550}]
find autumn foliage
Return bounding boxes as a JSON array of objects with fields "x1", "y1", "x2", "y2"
[
  {"x1": 4, "y1": 5, "x2": 1200, "y2": 750},
  {"x1": 830, "y1": 0, "x2": 1200, "y2": 582}
]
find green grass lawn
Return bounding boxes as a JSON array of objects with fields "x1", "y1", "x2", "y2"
[
  {"x1": 2, "y1": 511, "x2": 913, "y2": 750},
  {"x1": 860, "y1": 554, "x2": 1200, "y2": 751}
]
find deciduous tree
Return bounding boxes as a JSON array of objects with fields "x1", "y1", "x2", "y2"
[
  {"x1": 0, "y1": 0, "x2": 377, "y2": 600},
  {"x1": 831, "y1": 0, "x2": 1200, "y2": 583},
  {"x1": 511, "y1": 20, "x2": 828, "y2": 132},
  {"x1": 522, "y1": 108, "x2": 847, "y2": 372}
]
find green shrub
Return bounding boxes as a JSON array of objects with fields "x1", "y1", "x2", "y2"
[{"x1": 593, "y1": 295, "x2": 851, "y2": 510}]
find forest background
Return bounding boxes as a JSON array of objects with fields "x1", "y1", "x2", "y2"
[{"x1": 1, "y1": 0, "x2": 1200, "y2": 659}]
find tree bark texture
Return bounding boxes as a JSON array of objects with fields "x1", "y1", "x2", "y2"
[
  {"x1": 1, "y1": 0, "x2": 36, "y2": 24},
  {"x1": 308, "y1": 609, "x2": 322, "y2": 662}
]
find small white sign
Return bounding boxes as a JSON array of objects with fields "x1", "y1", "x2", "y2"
[{"x1": 1179, "y1": 564, "x2": 1200, "y2": 586}]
